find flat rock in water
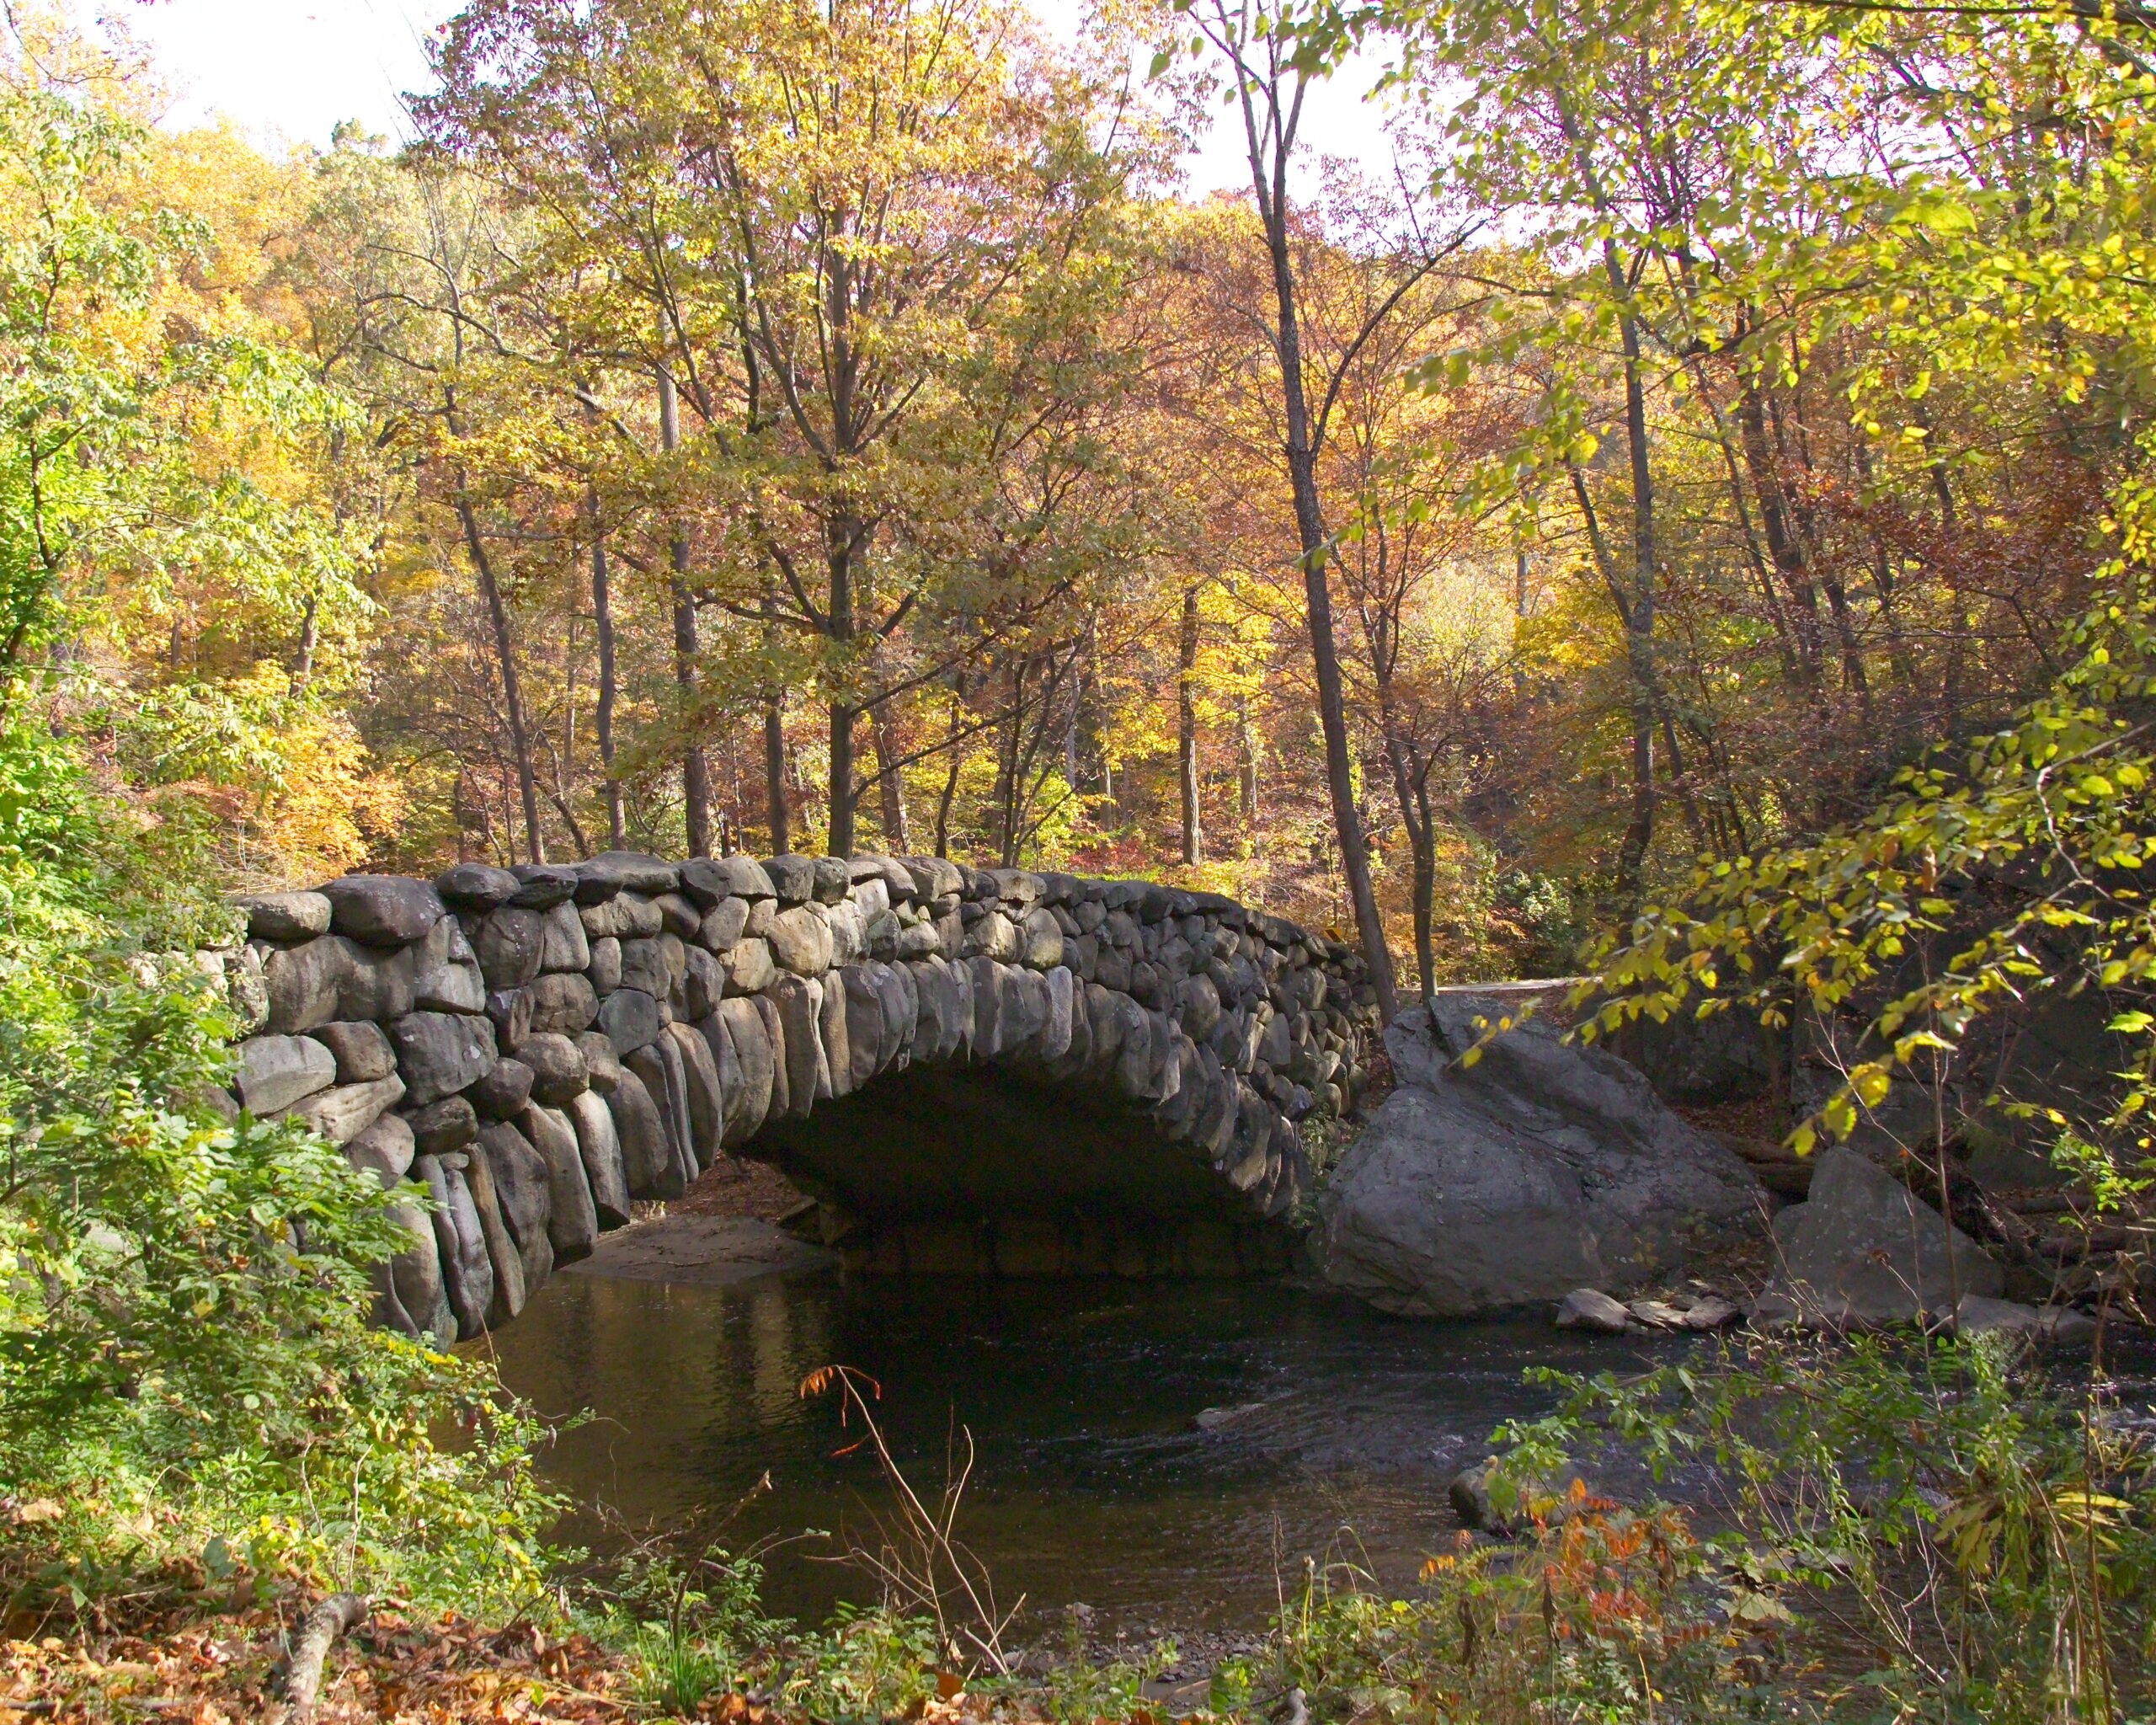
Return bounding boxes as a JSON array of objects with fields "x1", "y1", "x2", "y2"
[
  {"x1": 1682, "y1": 1295, "x2": 1742, "y2": 1331},
  {"x1": 1449, "y1": 1456, "x2": 1593, "y2": 1535},
  {"x1": 1953, "y1": 1294, "x2": 2098, "y2": 1345},
  {"x1": 1192, "y1": 1402, "x2": 1267, "y2": 1432},
  {"x1": 1554, "y1": 1289, "x2": 1633, "y2": 1333},
  {"x1": 564, "y1": 1214, "x2": 835, "y2": 1288}
]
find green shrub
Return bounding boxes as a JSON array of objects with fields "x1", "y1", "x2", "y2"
[{"x1": 0, "y1": 716, "x2": 563, "y2": 1622}]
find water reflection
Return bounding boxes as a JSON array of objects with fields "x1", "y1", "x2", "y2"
[{"x1": 488, "y1": 1265, "x2": 1669, "y2": 1635}]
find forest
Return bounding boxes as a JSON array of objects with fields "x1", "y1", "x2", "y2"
[{"x1": 3, "y1": 0, "x2": 2154, "y2": 1717}]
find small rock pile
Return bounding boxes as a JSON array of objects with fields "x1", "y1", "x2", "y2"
[
  {"x1": 1553, "y1": 1287, "x2": 1742, "y2": 1334},
  {"x1": 191, "y1": 852, "x2": 1377, "y2": 1338},
  {"x1": 1550, "y1": 1147, "x2": 2101, "y2": 1344}
]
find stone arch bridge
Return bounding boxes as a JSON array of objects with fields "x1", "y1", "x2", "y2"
[{"x1": 204, "y1": 852, "x2": 1378, "y2": 1339}]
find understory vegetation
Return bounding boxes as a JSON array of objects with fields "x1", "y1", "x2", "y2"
[{"x1": 5, "y1": 0, "x2": 2156, "y2": 1717}]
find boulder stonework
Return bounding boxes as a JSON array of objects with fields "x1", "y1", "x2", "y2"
[
  {"x1": 1315, "y1": 998, "x2": 1763, "y2": 1316},
  {"x1": 218, "y1": 857, "x2": 1381, "y2": 1337}
]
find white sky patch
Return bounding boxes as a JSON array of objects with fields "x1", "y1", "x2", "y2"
[{"x1": 106, "y1": 0, "x2": 1407, "y2": 193}]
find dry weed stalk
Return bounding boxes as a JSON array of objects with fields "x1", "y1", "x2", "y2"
[{"x1": 799, "y1": 1365, "x2": 1022, "y2": 1674}]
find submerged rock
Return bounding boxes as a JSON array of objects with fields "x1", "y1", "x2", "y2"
[{"x1": 1449, "y1": 1456, "x2": 1594, "y2": 1535}]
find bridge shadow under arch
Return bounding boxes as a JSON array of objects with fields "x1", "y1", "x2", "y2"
[{"x1": 749, "y1": 1061, "x2": 1299, "y2": 1279}]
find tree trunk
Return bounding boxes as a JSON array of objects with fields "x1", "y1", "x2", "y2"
[
  {"x1": 870, "y1": 697, "x2": 910, "y2": 852},
  {"x1": 825, "y1": 506, "x2": 859, "y2": 857},
  {"x1": 1736, "y1": 377, "x2": 1825, "y2": 681},
  {"x1": 455, "y1": 490, "x2": 543, "y2": 866},
  {"x1": 657, "y1": 366, "x2": 712, "y2": 857},
  {"x1": 934, "y1": 688, "x2": 964, "y2": 859},
  {"x1": 292, "y1": 592, "x2": 318, "y2": 690},
  {"x1": 1606, "y1": 293, "x2": 1657, "y2": 909},
  {"x1": 590, "y1": 512, "x2": 625, "y2": 850},
  {"x1": 765, "y1": 698, "x2": 791, "y2": 856},
  {"x1": 1238, "y1": 696, "x2": 1260, "y2": 845},
  {"x1": 1178, "y1": 582, "x2": 1203, "y2": 867},
  {"x1": 830, "y1": 697, "x2": 856, "y2": 857},
  {"x1": 1549, "y1": 94, "x2": 1660, "y2": 911},
  {"x1": 1266, "y1": 238, "x2": 1398, "y2": 1020}
]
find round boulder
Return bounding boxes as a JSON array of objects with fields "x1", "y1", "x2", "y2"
[
  {"x1": 520, "y1": 1032, "x2": 590, "y2": 1105},
  {"x1": 320, "y1": 874, "x2": 445, "y2": 948},
  {"x1": 237, "y1": 890, "x2": 332, "y2": 943}
]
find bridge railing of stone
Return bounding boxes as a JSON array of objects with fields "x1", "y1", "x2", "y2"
[{"x1": 192, "y1": 852, "x2": 1378, "y2": 1338}]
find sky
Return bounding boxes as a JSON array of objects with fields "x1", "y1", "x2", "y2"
[{"x1": 111, "y1": 0, "x2": 1406, "y2": 195}]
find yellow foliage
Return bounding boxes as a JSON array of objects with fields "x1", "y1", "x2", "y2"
[{"x1": 244, "y1": 713, "x2": 406, "y2": 882}]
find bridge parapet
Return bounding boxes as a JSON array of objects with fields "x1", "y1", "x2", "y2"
[{"x1": 197, "y1": 852, "x2": 1379, "y2": 1338}]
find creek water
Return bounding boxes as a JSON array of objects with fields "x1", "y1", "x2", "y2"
[{"x1": 488, "y1": 1260, "x2": 1689, "y2": 1641}]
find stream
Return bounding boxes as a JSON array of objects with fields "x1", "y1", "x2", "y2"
[{"x1": 488, "y1": 1257, "x2": 1693, "y2": 1642}]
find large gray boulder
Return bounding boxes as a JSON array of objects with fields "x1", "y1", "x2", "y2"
[
  {"x1": 462, "y1": 1140, "x2": 529, "y2": 1324},
  {"x1": 391, "y1": 1011, "x2": 497, "y2": 1107},
  {"x1": 237, "y1": 890, "x2": 332, "y2": 943},
  {"x1": 764, "y1": 854, "x2": 817, "y2": 905},
  {"x1": 769, "y1": 905, "x2": 833, "y2": 975},
  {"x1": 473, "y1": 905, "x2": 547, "y2": 991},
  {"x1": 509, "y1": 863, "x2": 579, "y2": 909},
  {"x1": 581, "y1": 892, "x2": 662, "y2": 941},
  {"x1": 418, "y1": 1154, "x2": 492, "y2": 1339},
  {"x1": 434, "y1": 862, "x2": 520, "y2": 911},
  {"x1": 405, "y1": 1095, "x2": 477, "y2": 1156},
  {"x1": 1752, "y1": 1146, "x2": 2004, "y2": 1328},
  {"x1": 607, "y1": 1066, "x2": 674, "y2": 1196},
  {"x1": 681, "y1": 855, "x2": 774, "y2": 905},
  {"x1": 336, "y1": 940, "x2": 416, "y2": 1021},
  {"x1": 478, "y1": 1120, "x2": 555, "y2": 1292},
  {"x1": 235, "y1": 1033, "x2": 336, "y2": 1114},
  {"x1": 1316, "y1": 1000, "x2": 1762, "y2": 1316},
  {"x1": 313, "y1": 1019, "x2": 396, "y2": 1083},
  {"x1": 285, "y1": 1074, "x2": 405, "y2": 1145},
  {"x1": 519, "y1": 1032, "x2": 589, "y2": 1105},
  {"x1": 697, "y1": 896, "x2": 750, "y2": 952},
  {"x1": 717, "y1": 998, "x2": 774, "y2": 1141},
  {"x1": 382, "y1": 1195, "x2": 453, "y2": 1341},
  {"x1": 565, "y1": 1088, "x2": 632, "y2": 1226},
  {"x1": 413, "y1": 915, "x2": 486, "y2": 1013},
  {"x1": 261, "y1": 937, "x2": 352, "y2": 1034},
  {"x1": 320, "y1": 874, "x2": 444, "y2": 947},
  {"x1": 538, "y1": 900, "x2": 590, "y2": 973},
  {"x1": 344, "y1": 1110, "x2": 416, "y2": 1188},
  {"x1": 576, "y1": 851, "x2": 679, "y2": 900},
  {"x1": 598, "y1": 986, "x2": 664, "y2": 1055},
  {"x1": 521, "y1": 1103, "x2": 597, "y2": 1263},
  {"x1": 528, "y1": 971, "x2": 599, "y2": 1035},
  {"x1": 467, "y1": 1057, "x2": 535, "y2": 1121}
]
